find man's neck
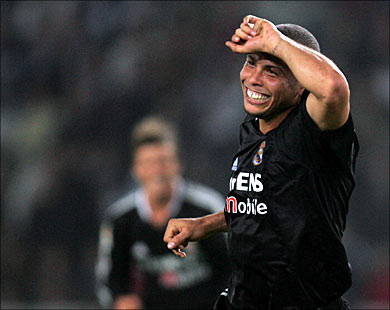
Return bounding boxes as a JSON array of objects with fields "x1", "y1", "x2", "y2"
[
  {"x1": 148, "y1": 194, "x2": 173, "y2": 228},
  {"x1": 149, "y1": 199, "x2": 169, "y2": 212},
  {"x1": 259, "y1": 105, "x2": 296, "y2": 134}
]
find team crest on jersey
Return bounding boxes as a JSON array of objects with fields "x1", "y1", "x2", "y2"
[{"x1": 253, "y1": 141, "x2": 266, "y2": 166}]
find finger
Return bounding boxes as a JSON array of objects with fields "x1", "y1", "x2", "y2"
[
  {"x1": 172, "y1": 248, "x2": 187, "y2": 258},
  {"x1": 232, "y1": 34, "x2": 240, "y2": 43},
  {"x1": 244, "y1": 15, "x2": 261, "y2": 25},
  {"x1": 235, "y1": 28, "x2": 253, "y2": 41},
  {"x1": 243, "y1": 15, "x2": 253, "y2": 24},
  {"x1": 240, "y1": 22, "x2": 257, "y2": 37},
  {"x1": 164, "y1": 231, "x2": 177, "y2": 245},
  {"x1": 178, "y1": 248, "x2": 187, "y2": 257},
  {"x1": 225, "y1": 41, "x2": 237, "y2": 51},
  {"x1": 169, "y1": 243, "x2": 186, "y2": 250},
  {"x1": 167, "y1": 230, "x2": 189, "y2": 250},
  {"x1": 225, "y1": 41, "x2": 246, "y2": 54},
  {"x1": 163, "y1": 221, "x2": 180, "y2": 244}
]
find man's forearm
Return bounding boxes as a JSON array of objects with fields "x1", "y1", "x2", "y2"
[
  {"x1": 198, "y1": 211, "x2": 227, "y2": 238},
  {"x1": 270, "y1": 35, "x2": 349, "y2": 103}
]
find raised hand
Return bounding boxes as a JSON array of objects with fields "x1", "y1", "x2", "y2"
[{"x1": 225, "y1": 15, "x2": 281, "y2": 55}]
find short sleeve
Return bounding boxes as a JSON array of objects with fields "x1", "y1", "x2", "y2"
[{"x1": 299, "y1": 99, "x2": 359, "y2": 173}]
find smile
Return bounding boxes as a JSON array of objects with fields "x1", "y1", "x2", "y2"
[{"x1": 246, "y1": 88, "x2": 270, "y2": 104}]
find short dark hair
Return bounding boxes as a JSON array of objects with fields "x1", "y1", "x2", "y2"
[{"x1": 276, "y1": 23, "x2": 320, "y2": 52}]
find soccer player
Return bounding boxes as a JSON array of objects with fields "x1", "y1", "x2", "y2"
[
  {"x1": 164, "y1": 15, "x2": 359, "y2": 309},
  {"x1": 96, "y1": 116, "x2": 230, "y2": 309}
]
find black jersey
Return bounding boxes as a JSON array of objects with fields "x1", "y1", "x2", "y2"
[
  {"x1": 96, "y1": 179, "x2": 230, "y2": 309},
  {"x1": 224, "y1": 97, "x2": 359, "y2": 309}
]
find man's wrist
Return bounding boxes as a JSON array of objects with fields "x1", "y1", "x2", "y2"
[
  {"x1": 199, "y1": 211, "x2": 227, "y2": 237},
  {"x1": 268, "y1": 33, "x2": 284, "y2": 57}
]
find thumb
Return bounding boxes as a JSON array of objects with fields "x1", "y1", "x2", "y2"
[
  {"x1": 167, "y1": 232, "x2": 189, "y2": 249},
  {"x1": 225, "y1": 41, "x2": 245, "y2": 54}
]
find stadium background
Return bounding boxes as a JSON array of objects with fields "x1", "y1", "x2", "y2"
[{"x1": 1, "y1": 1, "x2": 388, "y2": 309}]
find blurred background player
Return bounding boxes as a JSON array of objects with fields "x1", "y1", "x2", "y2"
[{"x1": 95, "y1": 116, "x2": 230, "y2": 309}]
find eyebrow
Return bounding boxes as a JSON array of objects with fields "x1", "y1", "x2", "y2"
[
  {"x1": 247, "y1": 54, "x2": 258, "y2": 61},
  {"x1": 247, "y1": 54, "x2": 288, "y2": 74},
  {"x1": 264, "y1": 64, "x2": 283, "y2": 71}
]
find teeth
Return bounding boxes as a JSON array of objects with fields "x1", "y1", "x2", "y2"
[{"x1": 247, "y1": 89, "x2": 269, "y2": 101}]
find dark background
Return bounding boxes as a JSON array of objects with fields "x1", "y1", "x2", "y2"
[{"x1": 1, "y1": 1, "x2": 389, "y2": 309}]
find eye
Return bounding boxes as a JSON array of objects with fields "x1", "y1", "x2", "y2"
[
  {"x1": 246, "y1": 58, "x2": 256, "y2": 66},
  {"x1": 267, "y1": 68, "x2": 279, "y2": 76}
]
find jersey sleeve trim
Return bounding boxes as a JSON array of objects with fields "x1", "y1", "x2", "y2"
[{"x1": 184, "y1": 181, "x2": 226, "y2": 214}]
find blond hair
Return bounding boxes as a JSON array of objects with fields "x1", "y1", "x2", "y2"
[{"x1": 130, "y1": 116, "x2": 178, "y2": 150}]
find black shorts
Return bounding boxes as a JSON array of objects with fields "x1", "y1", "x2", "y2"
[{"x1": 213, "y1": 288, "x2": 351, "y2": 310}]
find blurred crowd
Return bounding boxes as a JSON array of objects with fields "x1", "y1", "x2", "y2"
[{"x1": 1, "y1": 1, "x2": 388, "y2": 309}]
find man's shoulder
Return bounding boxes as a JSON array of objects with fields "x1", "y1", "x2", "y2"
[
  {"x1": 104, "y1": 190, "x2": 138, "y2": 221},
  {"x1": 182, "y1": 180, "x2": 225, "y2": 214}
]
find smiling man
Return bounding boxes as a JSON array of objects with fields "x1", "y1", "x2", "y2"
[
  {"x1": 241, "y1": 53, "x2": 303, "y2": 123},
  {"x1": 164, "y1": 15, "x2": 359, "y2": 310}
]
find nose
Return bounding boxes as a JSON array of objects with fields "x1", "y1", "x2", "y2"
[
  {"x1": 248, "y1": 66, "x2": 264, "y2": 86},
  {"x1": 149, "y1": 160, "x2": 167, "y2": 175}
]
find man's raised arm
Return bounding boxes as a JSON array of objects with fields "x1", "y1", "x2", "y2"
[
  {"x1": 163, "y1": 211, "x2": 227, "y2": 258},
  {"x1": 226, "y1": 15, "x2": 350, "y2": 131}
]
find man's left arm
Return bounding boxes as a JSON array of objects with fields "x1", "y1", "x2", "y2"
[{"x1": 226, "y1": 15, "x2": 350, "y2": 131}]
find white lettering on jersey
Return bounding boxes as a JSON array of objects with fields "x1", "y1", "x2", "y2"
[
  {"x1": 230, "y1": 172, "x2": 263, "y2": 192},
  {"x1": 225, "y1": 196, "x2": 268, "y2": 215},
  {"x1": 236, "y1": 172, "x2": 249, "y2": 191}
]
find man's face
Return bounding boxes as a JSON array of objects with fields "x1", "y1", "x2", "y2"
[
  {"x1": 133, "y1": 142, "x2": 180, "y2": 204},
  {"x1": 240, "y1": 53, "x2": 303, "y2": 120}
]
